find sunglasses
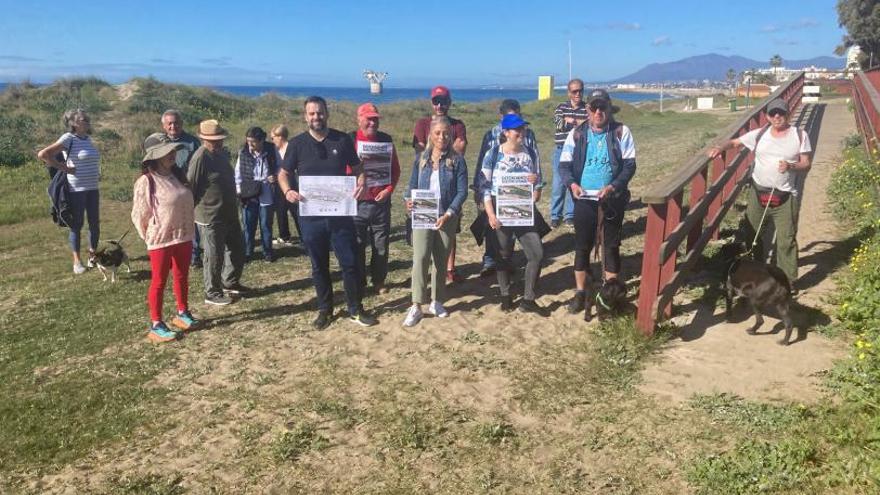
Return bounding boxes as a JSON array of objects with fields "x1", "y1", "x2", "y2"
[
  {"x1": 569, "y1": 88, "x2": 584, "y2": 94},
  {"x1": 589, "y1": 102, "x2": 609, "y2": 112},
  {"x1": 768, "y1": 109, "x2": 788, "y2": 117},
  {"x1": 431, "y1": 97, "x2": 450, "y2": 106}
]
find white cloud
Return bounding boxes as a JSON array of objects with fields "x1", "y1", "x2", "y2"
[{"x1": 652, "y1": 36, "x2": 671, "y2": 47}]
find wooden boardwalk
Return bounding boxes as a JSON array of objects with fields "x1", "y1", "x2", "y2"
[{"x1": 639, "y1": 98, "x2": 855, "y2": 405}]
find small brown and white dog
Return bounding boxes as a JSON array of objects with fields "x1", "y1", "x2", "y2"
[{"x1": 90, "y1": 231, "x2": 131, "y2": 282}]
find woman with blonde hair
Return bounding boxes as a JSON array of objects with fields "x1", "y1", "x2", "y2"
[{"x1": 403, "y1": 117, "x2": 468, "y2": 327}]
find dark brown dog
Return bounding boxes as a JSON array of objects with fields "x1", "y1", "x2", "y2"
[
  {"x1": 585, "y1": 277, "x2": 627, "y2": 322},
  {"x1": 722, "y1": 242, "x2": 799, "y2": 345}
]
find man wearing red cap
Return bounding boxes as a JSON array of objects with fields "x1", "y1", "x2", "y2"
[
  {"x1": 412, "y1": 85, "x2": 468, "y2": 283},
  {"x1": 351, "y1": 103, "x2": 400, "y2": 295}
]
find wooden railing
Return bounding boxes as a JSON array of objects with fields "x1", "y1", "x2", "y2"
[
  {"x1": 635, "y1": 72, "x2": 805, "y2": 334},
  {"x1": 852, "y1": 68, "x2": 880, "y2": 156}
]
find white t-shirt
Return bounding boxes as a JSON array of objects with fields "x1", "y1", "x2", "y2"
[
  {"x1": 429, "y1": 169, "x2": 440, "y2": 193},
  {"x1": 739, "y1": 126, "x2": 811, "y2": 193}
]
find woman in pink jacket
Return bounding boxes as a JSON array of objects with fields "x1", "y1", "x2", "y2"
[{"x1": 132, "y1": 142, "x2": 201, "y2": 342}]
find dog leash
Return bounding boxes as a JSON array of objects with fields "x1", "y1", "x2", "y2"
[{"x1": 744, "y1": 185, "x2": 776, "y2": 258}]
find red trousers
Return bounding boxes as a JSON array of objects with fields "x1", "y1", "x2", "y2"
[{"x1": 148, "y1": 241, "x2": 191, "y2": 322}]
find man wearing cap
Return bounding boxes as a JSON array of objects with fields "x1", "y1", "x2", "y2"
[
  {"x1": 412, "y1": 85, "x2": 468, "y2": 283},
  {"x1": 708, "y1": 98, "x2": 811, "y2": 286},
  {"x1": 550, "y1": 79, "x2": 589, "y2": 229},
  {"x1": 351, "y1": 102, "x2": 400, "y2": 295},
  {"x1": 278, "y1": 96, "x2": 378, "y2": 330},
  {"x1": 474, "y1": 98, "x2": 540, "y2": 277},
  {"x1": 187, "y1": 119, "x2": 247, "y2": 306},
  {"x1": 144, "y1": 109, "x2": 205, "y2": 266},
  {"x1": 559, "y1": 89, "x2": 637, "y2": 317}
]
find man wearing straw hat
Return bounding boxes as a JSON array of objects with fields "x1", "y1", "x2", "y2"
[{"x1": 188, "y1": 119, "x2": 247, "y2": 306}]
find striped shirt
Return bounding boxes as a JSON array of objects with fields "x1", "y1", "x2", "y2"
[
  {"x1": 553, "y1": 101, "x2": 589, "y2": 146},
  {"x1": 57, "y1": 133, "x2": 100, "y2": 191}
]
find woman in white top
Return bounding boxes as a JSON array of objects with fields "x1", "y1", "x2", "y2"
[
  {"x1": 37, "y1": 109, "x2": 101, "y2": 274},
  {"x1": 403, "y1": 117, "x2": 468, "y2": 327}
]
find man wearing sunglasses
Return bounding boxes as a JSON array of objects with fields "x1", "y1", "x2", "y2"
[
  {"x1": 558, "y1": 89, "x2": 637, "y2": 316},
  {"x1": 550, "y1": 79, "x2": 589, "y2": 229},
  {"x1": 708, "y1": 98, "x2": 811, "y2": 286},
  {"x1": 412, "y1": 85, "x2": 468, "y2": 283}
]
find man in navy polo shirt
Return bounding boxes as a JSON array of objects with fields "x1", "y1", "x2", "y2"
[{"x1": 278, "y1": 96, "x2": 379, "y2": 330}]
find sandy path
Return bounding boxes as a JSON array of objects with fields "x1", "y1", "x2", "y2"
[{"x1": 640, "y1": 99, "x2": 854, "y2": 405}]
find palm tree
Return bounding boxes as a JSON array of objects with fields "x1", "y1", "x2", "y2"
[
  {"x1": 726, "y1": 68, "x2": 736, "y2": 95},
  {"x1": 770, "y1": 54, "x2": 783, "y2": 80}
]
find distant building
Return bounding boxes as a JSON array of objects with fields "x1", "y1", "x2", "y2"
[{"x1": 737, "y1": 84, "x2": 771, "y2": 98}]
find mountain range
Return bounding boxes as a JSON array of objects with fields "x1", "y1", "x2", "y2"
[{"x1": 612, "y1": 53, "x2": 846, "y2": 83}]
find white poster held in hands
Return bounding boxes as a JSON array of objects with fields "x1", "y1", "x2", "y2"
[
  {"x1": 357, "y1": 141, "x2": 393, "y2": 187},
  {"x1": 298, "y1": 175, "x2": 357, "y2": 216},
  {"x1": 495, "y1": 173, "x2": 534, "y2": 227},
  {"x1": 410, "y1": 189, "x2": 440, "y2": 229}
]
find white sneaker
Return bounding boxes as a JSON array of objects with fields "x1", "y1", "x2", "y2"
[
  {"x1": 73, "y1": 262, "x2": 86, "y2": 274},
  {"x1": 403, "y1": 305, "x2": 423, "y2": 327},
  {"x1": 428, "y1": 301, "x2": 449, "y2": 318}
]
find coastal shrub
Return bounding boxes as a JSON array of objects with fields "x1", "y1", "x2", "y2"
[
  {"x1": 0, "y1": 113, "x2": 38, "y2": 167},
  {"x1": 124, "y1": 77, "x2": 256, "y2": 123}
]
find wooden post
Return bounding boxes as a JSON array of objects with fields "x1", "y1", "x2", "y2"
[
  {"x1": 687, "y1": 168, "x2": 708, "y2": 251},
  {"x1": 659, "y1": 193, "x2": 682, "y2": 319},
  {"x1": 636, "y1": 203, "x2": 667, "y2": 335}
]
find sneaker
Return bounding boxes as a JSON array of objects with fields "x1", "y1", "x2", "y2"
[
  {"x1": 171, "y1": 310, "x2": 201, "y2": 332},
  {"x1": 349, "y1": 310, "x2": 378, "y2": 327},
  {"x1": 205, "y1": 293, "x2": 233, "y2": 306},
  {"x1": 147, "y1": 321, "x2": 179, "y2": 343},
  {"x1": 567, "y1": 291, "x2": 586, "y2": 314},
  {"x1": 446, "y1": 269, "x2": 463, "y2": 284},
  {"x1": 403, "y1": 305, "x2": 423, "y2": 327},
  {"x1": 564, "y1": 218, "x2": 575, "y2": 228},
  {"x1": 222, "y1": 283, "x2": 251, "y2": 295},
  {"x1": 479, "y1": 265, "x2": 497, "y2": 277},
  {"x1": 500, "y1": 295, "x2": 515, "y2": 312},
  {"x1": 428, "y1": 301, "x2": 449, "y2": 318},
  {"x1": 313, "y1": 310, "x2": 332, "y2": 330},
  {"x1": 73, "y1": 262, "x2": 87, "y2": 274},
  {"x1": 519, "y1": 299, "x2": 547, "y2": 316},
  {"x1": 264, "y1": 254, "x2": 277, "y2": 263},
  {"x1": 550, "y1": 219, "x2": 561, "y2": 229}
]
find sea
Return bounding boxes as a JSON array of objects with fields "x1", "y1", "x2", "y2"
[{"x1": 0, "y1": 82, "x2": 663, "y2": 105}]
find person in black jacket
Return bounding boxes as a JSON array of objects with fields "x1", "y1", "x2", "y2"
[{"x1": 557, "y1": 89, "x2": 637, "y2": 315}]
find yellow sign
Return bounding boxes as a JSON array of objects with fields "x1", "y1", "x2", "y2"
[{"x1": 538, "y1": 76, "x2": 554, "y2": 100}]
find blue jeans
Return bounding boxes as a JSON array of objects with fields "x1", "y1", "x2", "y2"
[
  {"x1": 300, "y1": 216, "x2": 361, "y2": 315},
  {"x1": 550, "y1": 146, "x2": 574, "y2": 222},
  {"x1": 68, "y1": 189, "x2": 100, "y2": 253},
  {"x1": 241, "y1": 199, "x2": 274, "y2": 259},
  {"x1": 191, "y1": 225, "x2": 201, "y2": 264}
]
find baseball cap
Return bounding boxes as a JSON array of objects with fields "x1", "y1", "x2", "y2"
[
  {"x1": 587, "y1": 89, "x2": 611, "y2": 106},
  {"x1": 357, "y1": 102, "x2": 380, "y2": 119},
  {"x1": 430, "y1": 85, "x2": 451, "y2": 99},
  {"x1": 766, "y1": 98, "x2": 789, "y2": 114},
  {"x1": 501, "y1": 114, "x2": 529, "y2": 130}
]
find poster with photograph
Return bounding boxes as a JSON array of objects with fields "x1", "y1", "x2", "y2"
[
  {"x1": 410, "y1": 189, "x2": 440, "y2": 229},
  {"x1": 298, "y1": 175, "x2": 357, "y2": 216},
  {"x1": 357, "y1": 141, "x2": 393, "y2": 187},
  {"x1": 496, "y1": 173, "x2": 534, "y2": 227}
]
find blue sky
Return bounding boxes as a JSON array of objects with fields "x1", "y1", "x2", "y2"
[{"x1": 0, "y1": 0, "x2": 846, "y2": 87}]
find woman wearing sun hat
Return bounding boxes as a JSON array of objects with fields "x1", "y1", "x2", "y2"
[{"x1": 132, "y1": 142, "x2": 201, "y2": 342}]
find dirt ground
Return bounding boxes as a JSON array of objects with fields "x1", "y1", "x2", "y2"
[{"x1": 17, "y1": 101, "x2": 856, "y2": 494}]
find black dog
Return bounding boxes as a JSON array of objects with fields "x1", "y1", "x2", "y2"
[
  {"x1": 722, "y1": 242, "x2": 799, "y2": 345},
  {"x1": 585, "y1": 277, "x2": 627, "y2": 322}
]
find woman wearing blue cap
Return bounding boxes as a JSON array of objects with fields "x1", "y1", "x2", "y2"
[{"x1": 477, "y1": 114, "x2": 546, "y2": 313}]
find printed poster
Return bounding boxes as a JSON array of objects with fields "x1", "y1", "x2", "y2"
[
  {"x1": 496, "y1": 173, "x2": 534, "y2": 227},
  {"x1": 298, "y1": 175, "x2": 357, "y2": 216},
  {"x1": 410, "y1": 189, "x2": 440, "y2": 229},
  {"x1": 357, "y1": 141, "x2": 393, "y2": 187}
]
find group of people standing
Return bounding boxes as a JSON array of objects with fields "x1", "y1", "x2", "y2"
[{"x1": 37, "y1": 79, "x2": 646, "y2": 341}]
